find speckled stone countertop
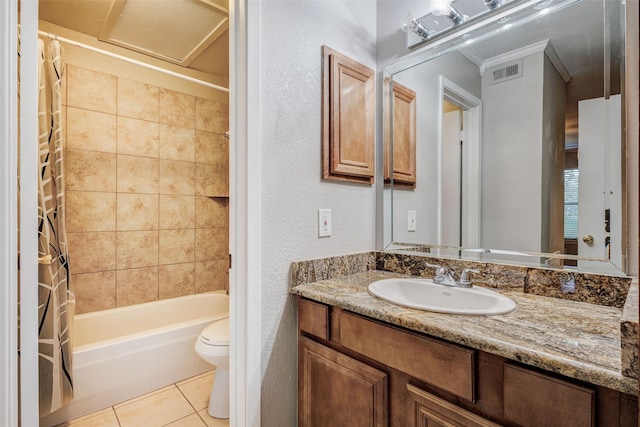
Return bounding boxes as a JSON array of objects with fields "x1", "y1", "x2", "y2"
[{"x1": 291, "y1": 270, "x2": 638, "y2": 396}]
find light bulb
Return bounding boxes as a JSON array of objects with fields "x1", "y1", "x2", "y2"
[
  {"x1": 431, "y1": 0, "x2": 453, "y2": 16},
  {"x1": 430, "y1": 0, "x2": 464, "y2": 26}
]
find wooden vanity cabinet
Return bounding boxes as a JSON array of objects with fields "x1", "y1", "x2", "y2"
[{"x1": 297, "y1": 297, "x2": 637, "y2": 427}]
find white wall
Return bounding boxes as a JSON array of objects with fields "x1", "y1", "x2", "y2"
[
  {"x1": 392, "y1": 52, "x2": 480, "y2": 245},
  {"x1": 481, "y1": 50, "x2": 566, "y2": 253},
  {"x1": 541, "y1": 55, "x2": 566, "y2": 254},
  {"x1": 481, "y1": 52, "x2": 545, "y2": 252},
  {"x1": 258, "y1": 1, "x2": 377, "y2": 424}
]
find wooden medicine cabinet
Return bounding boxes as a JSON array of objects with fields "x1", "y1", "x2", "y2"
[
  {"x1": 322, "y1": 45, "x2": 375, "y2": 184},
  {"x1": 384, "y1": 79, "x2": 416, "y2": 188}
]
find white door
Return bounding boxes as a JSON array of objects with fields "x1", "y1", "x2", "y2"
[
  {"x1": 577, "y1": 95, "x2": 622, "y2": 272},
  {"x1": 440, "y1": 110, "x2": 462, "y2": 246}
]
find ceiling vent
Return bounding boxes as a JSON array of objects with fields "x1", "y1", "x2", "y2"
[{"x1": 489, "y1": 59, "x2": 523, "y2": 85}]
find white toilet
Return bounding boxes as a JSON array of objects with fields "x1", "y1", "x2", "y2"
[{"x1": 195, "y1": 317, "x2": 229, "y2": 419}]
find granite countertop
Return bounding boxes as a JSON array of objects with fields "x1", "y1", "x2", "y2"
[{"x1": 291, "y1": 270, "x2": 638, "y2": 396}]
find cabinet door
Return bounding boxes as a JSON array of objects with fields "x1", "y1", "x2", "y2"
[
  {"x1": 322, "y1": 45, "x2": 375, "y2": 184},
  {"x1": 384, "y1": 81, "x2": 416, "y2": 187},
  {"x1": 406, "y1": 384, "x2": 501, "y2": 427},
  {"x1": 299, "y1": 336, "x2": 388, "y2": 427},
  {"x1": 503, "y1": 364, "x2": 595, "y2": 427}
]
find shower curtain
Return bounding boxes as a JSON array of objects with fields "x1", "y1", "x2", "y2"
[{"x1": 36, "y1": 38, "x2": 74, "y2": 415}]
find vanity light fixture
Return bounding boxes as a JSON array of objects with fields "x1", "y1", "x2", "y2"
[
  {"x1": 403, "y1": 0, "x2": 514, "y2": 48},
  {"x1": 484, "y1": 0, "x2": 504, "y2": 10},
  {"x1": 408, "y1": 18, "x2": 433, "y2": 39},
  {"x1": 431, "y1": 0, "x2": 465, "y2": 25}
]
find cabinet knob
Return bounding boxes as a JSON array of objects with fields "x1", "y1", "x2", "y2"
[{"x1": 582, "y1": 234, "x2": 594, "y2": 245}]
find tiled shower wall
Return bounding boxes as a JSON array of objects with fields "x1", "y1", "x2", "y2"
[{"x1": 64, "y1": 64, "x2": 229, "y2": 314}]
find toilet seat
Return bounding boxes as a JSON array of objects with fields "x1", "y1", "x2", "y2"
[{"x1": 199, "y1": 317, "x2": 229, "y2": 346}]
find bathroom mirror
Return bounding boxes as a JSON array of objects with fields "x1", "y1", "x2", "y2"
[{"x1": 384, "y1": 0, "x2": 629, "y2": 275}]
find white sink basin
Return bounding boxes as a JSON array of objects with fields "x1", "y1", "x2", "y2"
[{"x1": 367, "y1": 278, "x2": 516, "y2": 315}]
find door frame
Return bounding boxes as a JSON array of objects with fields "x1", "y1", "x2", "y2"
[
  {"x1": 229, "y1": 0, "x2": 262, "y2": 425},
  {"x1": 0, "y1": 1, "x2": 20, "y2": 425},
  {"x1": 3, "y1": 1, "x2": 261, "y2": 426},
  {"x1": 437, "y1": 76, "x2": 482, "y2": 249}
]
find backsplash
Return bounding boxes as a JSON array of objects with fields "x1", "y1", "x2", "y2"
[
  {"x1": 64, "y1": 64, "x2": 229, "y2": 314},
  {"x1": 291, "y1": 251, "x2": 632, "y2": 308}
]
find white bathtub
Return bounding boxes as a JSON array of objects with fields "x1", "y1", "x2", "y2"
[{"x1": 40, "y1": 292, "x2": 228, "y2": 427}]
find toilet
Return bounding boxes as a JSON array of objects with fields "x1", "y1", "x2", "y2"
[{"x1": 194, "y1": 317, "x2": 230, "y2": 419}]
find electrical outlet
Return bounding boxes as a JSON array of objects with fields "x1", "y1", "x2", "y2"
[
  {"x1": 408, "y1": 210, "x2": 416, "y2": 232},
  {"x1": 318, "y1": 209, "x2": 332, "y2": 237}
]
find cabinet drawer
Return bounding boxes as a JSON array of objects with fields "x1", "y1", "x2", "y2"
[
  {"x1": 338, "y1": 311, "x2": 475, "y2": 401},
  {"x1": 298, "y1": 298, "x2": 330, "y2": 340},
  {"x1": 503, "y1": 363, "x2": 595, "y2": 427}
]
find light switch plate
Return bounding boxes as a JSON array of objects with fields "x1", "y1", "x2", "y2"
[
  {"x1": 318, "y1": 209, "x2": 332, "y2": 237},
  {"x1": 408, "y1": 210, "x2": 416, "y2": 232}
]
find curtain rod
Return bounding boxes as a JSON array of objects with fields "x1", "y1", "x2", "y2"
[{"x1": 37, "y1": 30, "x2": 229, "y2": 93}]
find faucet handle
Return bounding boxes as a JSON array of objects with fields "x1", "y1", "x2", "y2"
[
  {"x1": 459, "y1": 268, "x2": 480, "y2": 286},
  {"x1": 426, "y1": 263, "x2": 447, "y2": 282}
]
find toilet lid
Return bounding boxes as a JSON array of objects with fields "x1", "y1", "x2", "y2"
[{"x1": 200, "y1": 318, "x2": 229, "y2": 346}]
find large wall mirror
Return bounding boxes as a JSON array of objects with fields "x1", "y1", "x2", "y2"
[{"x1": 384, "y1": 0, "x2": 630, "y2": 275}]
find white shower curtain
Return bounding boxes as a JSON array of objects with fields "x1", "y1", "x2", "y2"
[{"x1": 37, "y1": 38, "x2": 75, "y2": 416}]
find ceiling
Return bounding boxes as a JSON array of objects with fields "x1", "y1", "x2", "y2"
[
  {"x1": 457, "y1": 0, "x2": 622, "y2": 147},
  {"x1": 39, "y1": 0, "x2": 229, "y2": 80}
]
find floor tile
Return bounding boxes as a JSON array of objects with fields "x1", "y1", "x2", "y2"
[
  {"x1": 56, "y1": 407, "x2": 120, "y2": 427},
  {"x1": 164, "y1": 413, "x2": 207, "y2": 426},
  {"x1": 197, "y1": 409, "x2": 229, "y2": 427},
  {"x1": 177, "y1": 371, "x2": 215, "y2": 411},
  {"x1": 114, "y1": 385, "x2": 174, "y2": 408},
  {"x1": 115, "y1": 386, "x2": 194, "y2": 427}
]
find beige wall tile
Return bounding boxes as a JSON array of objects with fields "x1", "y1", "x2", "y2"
[
  {"x1": 66, "y1": 191, "x2": 116, "y2": 232},
  {"x1": 117, "y1": 194, "x2": 159, "y2": 231},
  {"x1": 117, "y1": 155, "x2": 159, "y2": 193},
  {"x1": 117, "y1": 231, "x2": 158, "y2": 269},
  {"x1": 67, "y1": 107, "x2": 117, "y2": 153},
  {"x1": 159, "y1": 88, "x2": 195, "y2": 128},
  {"x1": 116, "y1": 267, "x2": 158, "y2": 307},
  {"x1": 159, "y1": 195, "x2": 195, "y2": 229},
  {"x1": 195, "y1": 98, "x2": 227, "y2": 133},
  {"x1": 159, "y1": 229, "x2": 195, "y2": 265},
  {"x1": 195, "y1": 197, "x2": 228, "y2": 229},
  {"x1": 117, "y1": 78, "x2": 159, "y2": 121},
  {"x1": 67, "y1": 65, "x2": 116, "y2": 114},
  {"x1": 66, "y1": 150, "x2": 116, "y2": 192},
  {"x1": 160, "y1": 160, "x2": 195, "y2": 195},
  {"x1": 195, "y1": 131, "x2": 227, "y2": 164},
  {"x1": 160, "y1": 125, "x2": 196, "y2": 162},
  {"x1": 159, "y1": 263, "x2": 195, "y2": 299},
  {"x1": 195, "y1": 260, "x2": 228, "y2": 293},
  {"x1": 195, "y1": 163, "x2": 228, "y2": 197},
  {"x1": 114, "y1": 386, "x2": 193, "y2": 426},
  {"x1": 195, "y1": 229, "x2": 227, "y2": 261},
  {"x1": 72, "y1": 271, "x2": 116, "y2": 314},
  {"x1": 117, "y1": 117, "x2": 159, "y2": 158},
  {"x1": 67, "y1": 232, "x2": 116, "y2": 274}
]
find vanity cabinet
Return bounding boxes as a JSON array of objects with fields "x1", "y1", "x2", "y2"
[
  {"x1": 299, "y1": 337, "x2": 388, "y2": 426},
  {"x1": 297, "y1": 297, "x2": 637, "y2": 427}
]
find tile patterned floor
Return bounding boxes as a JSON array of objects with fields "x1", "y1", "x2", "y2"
[{"x1": 56, "y1": 371, "x2": 229, "y2": 427}]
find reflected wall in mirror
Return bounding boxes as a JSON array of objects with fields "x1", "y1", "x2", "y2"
[{"x1": 386, "y1": 0, "x2": 629, "y2": 275}]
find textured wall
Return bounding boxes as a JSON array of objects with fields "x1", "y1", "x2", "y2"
[
  {"x1": 258, "y1": 1, "x2": 378, "y2": 425},
  {"x1": 64, "y1": 64, "x2": 229, "y2": 314}
]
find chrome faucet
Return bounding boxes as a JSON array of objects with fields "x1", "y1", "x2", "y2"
[{"x1": 427, "y1": 264, "x2": 479, "y2": 288}]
